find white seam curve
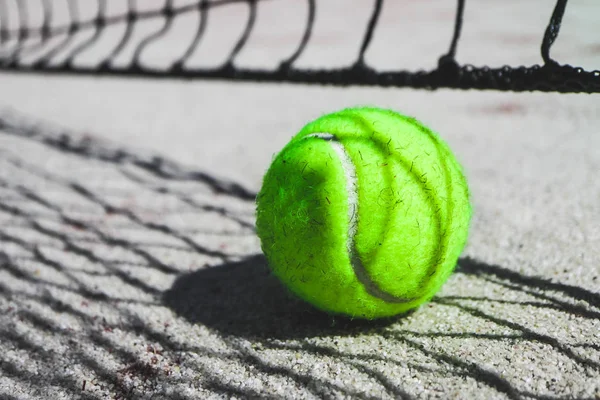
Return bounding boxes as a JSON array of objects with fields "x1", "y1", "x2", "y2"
[{"x1": 304, "y1": 133, "x2": 414, "y2": 304}]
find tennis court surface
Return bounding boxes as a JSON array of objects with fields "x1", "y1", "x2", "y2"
[{"x1": 1, "y1": 1, "x2": 599, "y2": 399}]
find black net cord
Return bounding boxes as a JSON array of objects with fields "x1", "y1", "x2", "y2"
[
  {"x1": 440, "y1": 0, "x2": 465, "y2": 66},
  {"x1": 541, "y1": 0, "x2": 567, "y2": 66},
  {"x1": 0, "y1": 0, "x2": 598, "y2": 93}
]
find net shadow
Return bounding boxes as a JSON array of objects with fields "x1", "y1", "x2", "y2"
[{"x1": 0, "y1": 110, "x2": 598, "y2": 399}]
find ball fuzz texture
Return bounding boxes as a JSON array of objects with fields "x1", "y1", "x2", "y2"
[{"x1": 256, "y1": 107, "x2": 471, "y2": 319}]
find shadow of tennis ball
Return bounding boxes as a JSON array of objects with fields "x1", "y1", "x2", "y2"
[{"x1": 163, "y1": 254, "x2": 405, "y2": 339}]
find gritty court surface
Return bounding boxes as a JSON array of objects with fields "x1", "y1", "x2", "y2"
[{"x1": 0, "y1": 1, "x2": 599, "y2": 399}]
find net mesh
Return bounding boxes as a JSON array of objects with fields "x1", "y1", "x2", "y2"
[{"x1": 0, "y1": 0, "x2": 599, "y2": 92}]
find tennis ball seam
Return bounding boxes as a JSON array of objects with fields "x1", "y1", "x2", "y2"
[
  {"x1": 304, "y1": 132, "x2": 416, "y2": 304},
  {"x1": 305, "y1": 110, "x2": 455, "y2": 287}
]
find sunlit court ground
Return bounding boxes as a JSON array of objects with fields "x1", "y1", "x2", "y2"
[{"x1": 0, "y1": 1, "x2": 599, "y2": 399}]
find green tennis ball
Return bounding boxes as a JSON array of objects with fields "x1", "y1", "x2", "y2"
[{"x1": 256, "y1": 107, "x2": 471, "y2": 320}]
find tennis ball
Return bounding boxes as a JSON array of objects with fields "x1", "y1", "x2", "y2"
[{"x1": 256, "y1": 107, "x2": 471, "y2": 319}]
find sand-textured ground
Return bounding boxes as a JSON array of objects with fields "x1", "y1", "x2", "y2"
[{"x1": 1, "y1": 1, "x2": 599, "y2": 398}]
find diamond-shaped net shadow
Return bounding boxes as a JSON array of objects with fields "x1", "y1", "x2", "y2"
[{"x1": 0, "y1": 110, "x2": 599, "y2": 399}]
